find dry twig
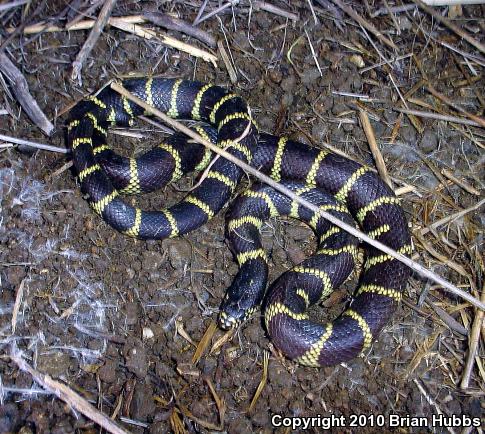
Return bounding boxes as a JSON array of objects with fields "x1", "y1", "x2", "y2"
[
  {"x1": 328, "y1": 0, "x2": 398, "y2": 50},
  {"x1": 359, "y1": 109, "x2": 392, "y2": 188},
  {"x1": 412, "y1": 0, "x2": 485, "y2": 55},
  {"x1": 0, "y1": 53, "x2": 54, "y2": 135},
  {"x1": 143, "y1": 11, "x2": 216, "y2": 47},
  {"x1": 9, "y1": 352, "x2": 130, "y2": 434},
  {"x1": 71, "y1": 0, "x2": 118, "y2": 84}
]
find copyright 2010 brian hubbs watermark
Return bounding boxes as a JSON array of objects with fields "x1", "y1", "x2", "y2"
[{"x1": 271, "y1": 413, "x2": 481, "y2": 430}]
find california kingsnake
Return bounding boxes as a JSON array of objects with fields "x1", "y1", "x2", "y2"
[{"x1": 67, "y1": 78, "x2": 412, "y2": 367}]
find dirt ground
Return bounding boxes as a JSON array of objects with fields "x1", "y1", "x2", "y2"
[{"x1": 1, "y1": 1, "x2": 484, "y2": 433}]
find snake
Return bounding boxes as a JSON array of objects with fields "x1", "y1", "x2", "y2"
[{"x1": 67, "y1": 78, "x2": 412, "y2": 367}]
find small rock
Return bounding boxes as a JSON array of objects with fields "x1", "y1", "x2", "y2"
[
  {"x1": 131, "y1": 383, "x2": 156, "y2": 422},
  {"x1": 0, "y1": 403, "x2": 19, "y2": 433},
  {"x1": 163, "y1": 239, "x2": 191, "y2": 270},
  {"x1": 419, "y1": 128, "x2": 439, "y2": 153},
  {"x1": 125, "y1": 302, "x2": 140, "y2": 326},
  {"x1": 98, "y1": 360, "x2": 118, "y2": 384},
  {"x1": 142, "y1": 327, "x2": 154, "y2": 340},
  {"x1": 141, "y1": 250, "x2": 164, "y2": 271},
  {"x1": 251, "y1": 408, "x2": 270, "y2": 427},
  {"x1": 268, "y1": 68, "x2": 282, "y2": 83},
  {"x1": 280, "y1": 75, "x2": 296, "y2": 93},
  {"x1": 301, "y1": 68, "x2": 321, "y2": 86},
  {"x1": 124, "y1": 344, "x2": 148, "y2": 379}
]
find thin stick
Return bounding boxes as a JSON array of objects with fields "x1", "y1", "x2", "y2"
[
  {"x1": 0, "y1": 0, "x2": 29, "y2": 12},
  {"x1": 420, "y1": 198, "x2": 485, "y2": 236},
  {"x1": 394, "y1": 108, "x2": 484, "y2": 128},
  {"x1": 110, "y1": 81, "x2": 485, "y2": 312},
  {"x1": 194, "y1": 0, "x2": 238, "y2": 26},
  {"x1": 460, "y1": 282, "x2": 485, "y2": 389},
  {"x1": 110, "y1": 19, "x2": 218, "y2": 67},
  {"x1": 441, "y1": 169, "x2": 481, "y2": 196},
  {"x1": 412, "y1": 0, "x2": 485, "y2": 55},
  {"x1": 71, "y1": 0, "x2": 118, "y2": 84},
  {"x1": 9, "y1": 353, "x2": 130, "y2": 434},
  {"x1": 143, "y1": 11, "x2": 216, "y2": 47},
  {"x1": 359, "y1": 110, "x2": 393, "y2": 188},
  {"x1": 7, "y1": 15, "x2": 145, "y2": 34},
  {"x1": 328, "y1": 0, "x2": 398, "y2": 50},
  {"x1": 218, "y1": 39, "x2": 237, "y2": 83},
  {"x1": 426, "y1": 86, "x2": 485, "y2": 129},
  {"x1": 0, "y1": 133, "x2": 68, "y2": 153},
  {"x1": 11, "y1": 278, "x2": 25, "y2": 334},
  {"x1": 0, "y1": 53, "x2": 54, "y2": 136},
  {"x1": 254, "y1": 1, "x2": 299, "y2": 21}
]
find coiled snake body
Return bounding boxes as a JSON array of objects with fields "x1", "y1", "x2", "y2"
[{"x1": 67, "y1": 78, "x2": 412, "y2": 367}]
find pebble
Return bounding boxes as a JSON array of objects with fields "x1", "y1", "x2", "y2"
[
  {"x1": 98, "y1": 360, "x2": 118, "y2": 384},
  {"x1": 141, "y1": 250, "x2": 164, "y2": 271},
  {"x1": 131, "y1": 383, "x2": 156, "y2": 421},
  {"x1": 280, "y1": 75, "x2": 296, "y2": 93},
  {"x1": 419, "y1": 128, "x2": 439, "y2": 153},
  {"x1": 0, "y1": 403, "x2": 19, "y2": 433},
  {"x1": 163, "y1": 239, "x2": 191, "y2": 270},
  {"x1": 124, "y1": 343, "x2": 148, "y2": 379}
]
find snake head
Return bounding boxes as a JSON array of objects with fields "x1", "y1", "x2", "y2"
[{"x1": 218, "y1": 262, "x2": 268, "y2": 330}]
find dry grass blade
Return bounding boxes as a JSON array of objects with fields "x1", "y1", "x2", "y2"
[
  {"x1": 461, "y1": 281, "x2": 485, "y2": 389},
  {"x1": 248, "y1": 351, "x2": 269, "y2": 413},
  {"x1": 191, "y1": 320, "x2": 217, "y2": 364},
  {"x1": 109, "y1": 81, "x2": 485, "y2": 312},
  {"x1": 412, "y1": 0, "x2": 485, "y2": 55},
  {"x1": 205, "y1": 378, "x2": 225, "y2": 426},
  {"x1": 11, "y1": 278, "x2": 26, "y2": 334},
  {"x1": 440, "y1": 169, "x2": 480, "y2": 196},
  {"x1": 329, "y1": 0, "x2": 398, "y2": 50},
  {"x1": 9, "y1": 352, "x2": 131, "y2": 434},
  {"x1": 110, "y1": 20, "x2": 217, "y2": 67},
  {"x1": 420, "y1": 198, "x2": 485, "y2": 236},
  {"x1": 210, "y1": 329, "x2": 236, "y2": 354},
  {"x1": 393, "y1": 107, "x2": 484, "y2": 128}
]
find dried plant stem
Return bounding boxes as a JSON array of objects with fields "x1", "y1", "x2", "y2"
[
  {"x1": 412, "y1": 0, "x2": 485, "y2": 55},
  {"x1": 9, "y1": 353, "x2": 130, "y2": 434},
  {"x1": 143, "y1": 11, "x2": 216, "y2": 47},
  {"x1": 359, "y1": 110, "x2": 392, "y2": 188},
  {"x1": 110, "y1": 81, "x2": 485, "y2": 312},
  {"x1": 426, "y1": 86, "x2": 485, "y2": 129},
  {"x1": 420, "y1": 198, "x2": 485, "y2": 236},
  {"x1": 0, "y1": 133, "x2": 68, "y2": 153},
  {"x1": 329, "y1": 0, "x2": 398, "y2": 50},
  {"x1": 71, "y1": 0, "x2": 117, "y2": 84},
  {"x1": 110, "y1": 20, "x2": 217, "y2": 66},
  {"x1": 254, "y1": 1, "x2": 299, "y2": 21},
  {"x1": 394, "y1": 108, "x2": 484, "y2": 128},
  {"x1": 441, "y1": 169, "x2": 480, "y2": 196},
  {"x1": 0, "y1": 53, "x2": 54, "y2": 135},
  {"x1": 461, "y1": 282, "x2": 485, "y2": 389}
]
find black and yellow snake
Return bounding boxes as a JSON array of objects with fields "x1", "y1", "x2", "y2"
[{"x1": 67, "y1": 78, "x2": 412, "y2": 367}]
